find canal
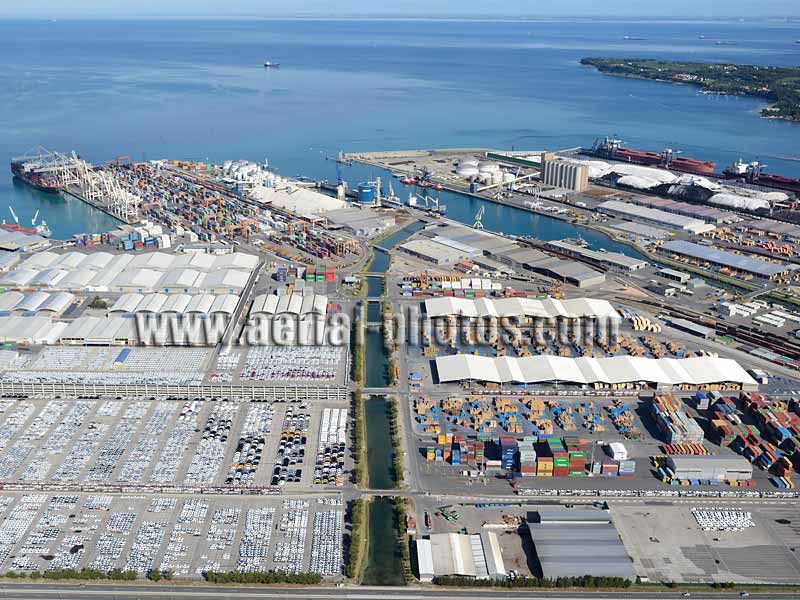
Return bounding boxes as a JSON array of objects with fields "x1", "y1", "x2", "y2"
[
  {"x1": 361, "y1": 497, "x2": 405, "y2": 586},
  {"x1": 360, "y1": 279, "x2": 404, "y2": 584},
  {"x1": 367, "y1": 220, "x2": 428, "y2": 275}
]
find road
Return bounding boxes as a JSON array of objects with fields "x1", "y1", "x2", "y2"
[{"x1": 0, "y1": 583, "x2": 791, "y2": 600}]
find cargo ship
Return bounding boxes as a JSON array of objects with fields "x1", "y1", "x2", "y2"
[
  {"x1": 1, "y1": 208, "x2": 51, "y2": 237},
  {"x1": 10, "y1": 158, "x2": 61, "y2": 194},
  {"x1": 587, "y1": 137, "x2": 717, "y2": 176},
  {"x1": 724, "y1": 160, "x2": 800, "y2": 194}
]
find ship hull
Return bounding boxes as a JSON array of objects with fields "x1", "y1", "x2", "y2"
[
  {"x1": 587, "y1": 146, "x2": 716, "y2": 176},
  {"x1": 12, "y1": 174, "x2": 60, "y2": 194},
  {"x1": 723, "y1": 171, "x2": 800, "y2": 194},
  {"x1": 0, "y1": 224, "x2": 51, "y2": 238}
]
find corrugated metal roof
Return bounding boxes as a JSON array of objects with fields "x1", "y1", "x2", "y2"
[
  {"x1": 435, "y1": 354, "x2": 757, "y2": 387},
  {"x1": 527, "y1": 520, "x2": 635, "y2": 581},
  {"x1": 661, "y1": 240, "x2": 788, "y2": 277}
]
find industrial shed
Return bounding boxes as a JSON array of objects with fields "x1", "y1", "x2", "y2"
[
  {"x1": 0, "y1": 316, "x2": 66, "y2": 344},
  {"x1": 135, "y1": 293, "x2": 168, "y2": 313},
  {"x1": 599, "y1": 200, "x2": 716, "y2": 234},
  {"x1": 666, "y1": 455, "x2": 753, "y2": 482},
  {"x1": 37, "y1": 292, "x2": 75, "y2": 316},
  {"x1": 526, "y1": 510, "x2": 635, "y2": 581},
  {"x1": 186, "y1": 294, "x2": 216, "y2": 315},
  {"x1": 110, "y1": 268, "x2": 163, "y2": 293},
  {"x1": 498, "y1": 247, "x2": 606, "y2": 288},
  {"x1": 0, "y1": 268, "x2": 37, "y2": 287},
  {"x1": 659, "y1": 240, "x2": 791, "y2": 280},
  {"x1": 425, "y1": 532, "x2": 506, "y2": 581},
  {"x1": 18, "y1": 251, "x2": 58, "y2": 271},
  {"x1": 434, "y1": 354, "x2": 758, "y2": 390},
  {"x1": 201, "y1": 269, "x2": 250, "y2": 293},
  {"x1": 0, "y1": 292, "x2": 73, "y2": 316},
  {"x1": 129, "y1": 251, "x2": 175, "y2": 271},
  {"x1": 172, "y1": 251, "x2": 216, "y2": 271},
  {"x1": 415, "y1": 539, "x2": 434, "y2": 583},
  {"x1": 13, "y1": 291, "x2": 50, "y2": 313},
  {"x1": 0, "y1": 291, "x2": 24, "y2": 312},
  {"x1": 58, "y1": 269, "x2": 98, "y2": 290},
  {"x1": 79, "y1": 252, "x2": 114, "y2": 271},
  {"x1": 30, "y1": 268, "x2": 68, "y2": 288},
  {"x1": 0, "y1": 230, "x2": 49, "y2": 252},
  {"x1": 0, "y1": 253, "x2": 20, "y2": 273},
  {"x1": 213, "y1": 252, "x2": 259, "y2": 271},
  {"x1": 210, "y1": 294, "x2": 239, "y2": 316},
  {"x1": 158, "y1": 268, "x2": 203, "y2": 293},
  {"x1": 109, "y1": 293, "x2": 145, "y2": 314},
  {"x1": 52, "y1": 252, "x2": 87, "y2": 270},
  {"x1": 250, "y1": 293, "x2": 328, "y2": 317},
  {"x1": 0, "y1": 250, "x2": 258, "y2": 295},
  {"x1": 424, "y1": 297, "x2": 619, "y2": 320},
  {"x1": 161, "y1": 293, "x2": 192, "y2": 314}
]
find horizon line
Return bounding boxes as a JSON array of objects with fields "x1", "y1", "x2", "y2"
[{"x1": 1, "y1": 15, "x2": 799, "y2": 22}]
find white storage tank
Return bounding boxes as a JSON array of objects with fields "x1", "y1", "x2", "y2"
[
  {"x1": 478, "y1": 161, "x2": 500, "y2": 173},
  {"x1": 456, "y1": 166, "x2": 480, "y2": 178}
]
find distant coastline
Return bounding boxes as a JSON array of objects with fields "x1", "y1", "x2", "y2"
[{"x1": 581, "y1": 57, "x2": 800, "y2": 123}]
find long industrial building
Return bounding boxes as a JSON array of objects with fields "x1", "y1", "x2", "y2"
[
  {"x1": 0, "y1": 291, "x2": 75, "y2": 317},
  {"x1": 666, "y1": 455, "x2": 753, "y2": 482},
  {"x1": 659, "y1": 240, "x2": 792, "y2": 281},
  {"x1": 434, "y1": 354, "x2": 758, "y2": 390},
  {"x1": 526, "y1": 510, "x2": 635, "y2": 581},
  {"x1": 416, "y1": 532, "x2": 506, "y2": 582},
  {"x1": 546, "y1": 240, "x2": 647, "y2": 272},
  {"x1": 498, "y1": 247, "x2": 606, "y2": 288},
  {"x1": 250, "y1": 292, "x2": 328, "y2": 317},
  {"x1": 0, "y1": 250, "x2": 259, "y2": 294},
  {"x1": 424, "y1": 296, "x2": 620, "y2": 320},
  {"x1": 598, "y1": 200, "x2": 716, "y2": 234}
]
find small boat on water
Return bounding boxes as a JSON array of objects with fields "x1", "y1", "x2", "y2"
[{"x1": 263, "y1": 61, "x2": 280, "y2": 68}]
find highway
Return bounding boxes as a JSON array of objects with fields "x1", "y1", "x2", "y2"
[{"x1": 0, "y1": 583, "x2": 793, "y2": 600}]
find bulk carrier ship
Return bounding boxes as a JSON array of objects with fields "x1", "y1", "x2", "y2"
[
  {"x1": 586, "y1": 137, "x2": 717, "y2": 176},
  {"x1": 724, "y1": 160, "x2": 800, "y2": 194}
]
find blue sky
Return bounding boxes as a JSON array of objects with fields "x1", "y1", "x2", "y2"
[{"x1": 1, "y1": 0, "x2": 797, "y2": 18}]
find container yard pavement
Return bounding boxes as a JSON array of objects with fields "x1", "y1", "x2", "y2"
[{"x1": 612, "y1": 503, "x2": 800, "y2": 584}]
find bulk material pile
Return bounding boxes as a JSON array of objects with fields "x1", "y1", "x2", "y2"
[
  {"x1": 691, "y1": 509, "x2": 756, "y2": 532},
  {"x1": 571, "y1": 157, "x2": 789, "y2": 212}
]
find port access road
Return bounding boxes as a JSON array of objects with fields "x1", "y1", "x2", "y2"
[{"x1": 0, "y1": 583, "x2": 793, "y2": 600}]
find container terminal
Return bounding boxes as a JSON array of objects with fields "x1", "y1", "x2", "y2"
[{"x1": 3, "y1": 145, "x2": 800, "y2": 588}]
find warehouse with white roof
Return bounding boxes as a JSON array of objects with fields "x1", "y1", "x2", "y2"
[
  {"x1": 0, "y1": 250, "x2": 258, "y2": 295},
  {"x1": 0, "y1": 291, "x2": 74, "y2": 317},
  {"x1": 434, "y1": 354, "x2": 757, "y2": 390},
  {"x1": 598, "y1": 200, "x2": 716, "y2": 234},
  {"x1": 0, "y1": 316, "x2": 67, "y2": 345},
  {"x1": 417, "y1": 532, "x2": 506, "y2": 582},
  {"x1": 425, "y1": 297, "x2": 620, "y2": 320},
  {"x1": 0, "y1": 292, "x2": 24, "y2": 312}
]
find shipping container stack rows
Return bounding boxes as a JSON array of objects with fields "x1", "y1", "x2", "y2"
[
  {"x1": 649, "y1": 393, "x2": 705, "y2": 445},
  {"x1": 423, "y1": 434, "x2": 636, "y2": 479},
  {"x1": 272, "y1": 265, "x2": 336, "y2": 284},
  {"x1": 709, "y1": 392, "x2": 800, "y2": 489}
]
